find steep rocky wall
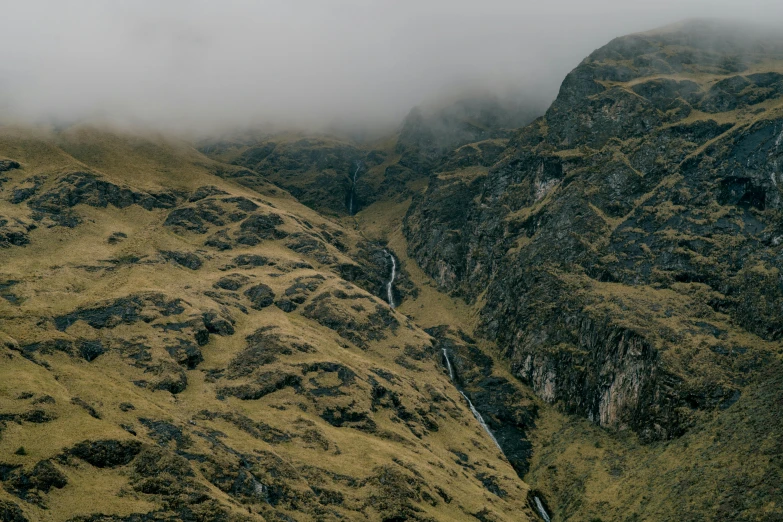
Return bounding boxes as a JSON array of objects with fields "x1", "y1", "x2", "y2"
[{"x1": 404, "y1": 22, "x2": 783, "y2": 440}]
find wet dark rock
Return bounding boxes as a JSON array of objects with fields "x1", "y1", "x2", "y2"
[
  {"x1": 151, "y1": 368, "x2": 188, "y2": 394},
  {"x1": 274, "y1": 299, "x2": 296, "y2": 312},
  {"x1": 4, "y1": 460, "x2": 67, "y2": 505},
  {"x1": 243, "y1": 284, "x2": 275, "y2": 309},
  {"x1": 54, "y1": 293, "x2": 185, "y2": 331},
  {"x1": 139, "y1": 419, "x2": 191, "y2": 449},
  {"x1": 221, "y1": 196, "x2": 259, "y2": 212},
  {"x1": 212, "y1": 137, "x2": 368, "y2": 215},
  {"x1": 232, "y1": 254, "x2": 270, "y2": 267},
  {"x1": 106, "y1": 231, "x2": 127, "y2": 244},
  {"x1": 0, "y1": 216, "x2": 31, "y2": 248},
  {"x1": 32, "y1": 395, "x2": 55, "y2": 405},
  {"x1": 165, "y1": 339, "x2": 203, "y2": 369},
  {"x1": 202, "y1": 311, "x2": 235, "y2": 336},
  {"x1": 71, "y1": 398, "x2": 102, "y2": 419},
  {"x1": 203, "y1": 229, "x2": 233, "y2": 251},
  {"x1": 235, "y1": 213, "x2": 286, "y2": 244},
  {"x1": 283, "y1": 275, "x2": 325, "y2": 303},
  {"x1": 0, "y1": 409, "x2": 58, "y2": 425},
  {"x1": 427, "y1": 327, "x2": 538, "y2": 475},
  {"x1": 366, "y1": 465, "x2": 438, "y2": 522},
  {"x1": 0, "y1": 281, "x2": 21, "y2": 305},
  {"x1": 195, "y1": 411, "x2": 291, "y2": 444},
  {"x1": 69, "y1": 440, "x2": 142, "y2": 468},
  {"x1": 226, "y1": 329, "x2": 313, "y2": 378},
  {"x1": 0, "y1": 499, "x2": 28, "y2": 522},
  {"x1": 163, "y1": 200, "x2": 226, "y2": 234},
  {"x1": 189, "y1": 185, "x2": 228, "y2": 202},
  {"x1": 302, "y1": 292, "x2": 399, "y2": 349},
  {"x1": 160, "y1": 250, "x2": 202, "y2": 270},
  {"x1": 285, "y1": 233, "x2": 335, "y2": 264},
  {"x1": 78, "y1": 340, "x2": 106, "y2": 362},
  {"x1": 10, "y1": 187, "x2": 37, "y2": 204},
  {"x1": 337, "y1": 243, "x2": 417, "y2": 306},
  {"x1": 217, "y1": 372, "x2": 302, "y2": 401},
  {"x1": 213, "y1": 273, "x2": 249, "y2": 291},
  {"x1": 303, "y1": 362, "x2": 357, "y2": 394},
  {"x1": 397, "y1": 97, "x2": 536, "y2": 174},
  {"x1": 0, "y1": 160, "x2": 20, "y2": 173},
  {"x1": 26, "y1": 172, "x2": 179, "y2": 228},
  {"x1": 475, "y1": 473, "x2": 507, "y2": 498},
  {"x1": 319, "y1": 406, "x2": 375, "y2": 431}
]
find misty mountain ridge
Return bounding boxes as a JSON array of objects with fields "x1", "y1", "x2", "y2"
[{"x1": 1, "y1": 18, "x2": 783, "y2": 522}]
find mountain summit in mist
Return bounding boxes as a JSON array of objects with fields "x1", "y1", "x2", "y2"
[{"x1": 1, "y1": 16, "x2": 783, "y2": 522}]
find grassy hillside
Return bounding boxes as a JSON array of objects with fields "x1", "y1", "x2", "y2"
[{"x1": 0, "y1": 126, "x2": 539, "y2": 521}]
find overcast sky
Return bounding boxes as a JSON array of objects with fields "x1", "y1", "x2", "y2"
[{"x1": 1, "y1": 0, "x2": 782, "y2": 136}]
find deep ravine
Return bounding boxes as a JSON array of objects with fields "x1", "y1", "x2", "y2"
[
  {"x1": 441, "y1": 349, "x2": 502, "y2": 451},
  {"x1": 442, "y1": 346, "x2": 553, "y2": 521},
  {"x1": 535, "y1": 496, "x2": 552, "y2": 522}
]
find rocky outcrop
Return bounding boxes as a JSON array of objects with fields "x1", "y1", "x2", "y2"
[
  {"x1": 17, "y1": 172, "x2": 180, "y2": 228},
  {"x1": 405, "y1": 21, "x2": 783, "y2": 440}
]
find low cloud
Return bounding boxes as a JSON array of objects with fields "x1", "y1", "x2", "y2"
[{"x1": 1, "y1": 0, "x2": 782, "y2": 136}]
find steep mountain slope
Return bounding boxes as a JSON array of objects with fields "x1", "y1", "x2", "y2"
[
  {"x1": 4, "y1": 18, "x2": 783, "y2": 522},
  {"x1": 402, "y1": 19, "x2": 783, "y2": 520},
  {"x1": 0, "y1": 126, "x2": 540, "y2": 521}
]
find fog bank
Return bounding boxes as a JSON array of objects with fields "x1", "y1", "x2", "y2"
[{"x1": 1, "y1": 0, "x2": 782, "y2": 136}]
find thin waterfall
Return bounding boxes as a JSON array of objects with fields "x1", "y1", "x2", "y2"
[
  {"x1": 348, "y1": 162, "x2": 361, "y2": 215},
  {"x1": 459, "y1": 390, "x2": 503, "y2": 452},
  {"x1": 442, "y1": 348, "x2": 454, "y2": 381},
  {"x1": 441, "y1": 340, "x2": 552, "y2": 519},
  {"x1": 534, "y1": 496, "x2": 551, "y2": 522},
  {"x1": 383, "y1": 249, "x2": 396, "y2": 308}
]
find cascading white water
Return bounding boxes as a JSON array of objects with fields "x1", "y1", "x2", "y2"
[
  {"x1": 383, "y1": 249, "x2": 396, "y2": 308},
  {"x1": 534, "y1": 496, "x2": 551, "y2": 522},
  {"x1": 442, "y1": 348, "x2": 454, "y2": 381},
  {"x1": 459, "y1": 390, "x2": 502, "y2": 452},
  {"x1": 443, "y1": 338, "x2": 551, "y2": 519},
  {"x1": 348, "y1": 162, "x2": 361, "y2": 215}
]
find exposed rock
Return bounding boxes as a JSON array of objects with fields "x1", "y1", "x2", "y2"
[
  {"x1": 0, "y1": 160, "x2": 21, "y2": 173},
  {"x1": 0, "y1": 499, "x2": 28, "y2": 522},
  {"x1": 106, "y1": 232, "x2": 127, "y2": 244},
  {"x1": 0, "y1": 217, "x2": 31, "y2": 248},
  {"x1": 78, "y1": 340, "x2": 106, "y2": 362},
  {"x1": 405, "y1": 23, "x2": 783, "y2": 441},
  {"x1": 160, "y1": 250, "x2": 202, "y2": 270},
  {"x1": 217, "y1": 372, "x2": 302, "y2": 401},
  {"x1": 25, "y1": 172, "x2": 179, "y2": 228},
  {"x1": 54, "y1": 293, "x2": 185, "y2": 331},
  {"x1": 68, "y1": 440, "x2": 142, "y2": 468},
  {"x1": 302, "y1": 291, "x2": 399, "y2": 349},
  {"x1": 4, "y1": 460, "x2": 67, "y2": 505},
  {"x1": 202, "y1": 311, "x2": 235, "y2": 336},
  {"x1": 189, "y1": 185, "x2": 228, "y2": 202},
  {"x1": 235, "y1": 213, "x2": 286, "y2": 244},
  {"x1": 213, "y1": 273, "x2": 249, "y2": 291},
  {"x1": 71, "y1": 398, "x2": 101, "y2": 419},
  {"x1": 232, "y1": 254, "x2": 270, "y2": 268},
  {"x1": 243, "y1": 284, "x2": 275, "y2": 309}
]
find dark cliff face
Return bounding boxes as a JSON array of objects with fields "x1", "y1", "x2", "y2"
[{"x1": 405, "y1": 21, "x2": 783, "y2": 440}]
